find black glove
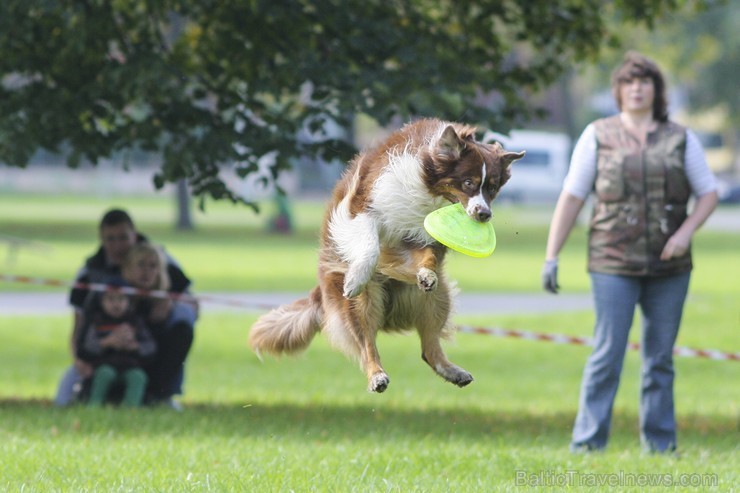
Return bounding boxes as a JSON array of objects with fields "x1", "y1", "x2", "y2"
[{"x1": 542, "y1": 259, "x2": 559, "y2": 294}]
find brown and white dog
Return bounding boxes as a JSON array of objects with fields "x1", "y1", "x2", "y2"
[{"x1": 249, "y1": 118, "x2": 524, "y2": 392}]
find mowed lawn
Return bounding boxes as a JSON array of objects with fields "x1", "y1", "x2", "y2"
[{"x1": 0, "y1": 193, "x2": 738, "y2": 492}]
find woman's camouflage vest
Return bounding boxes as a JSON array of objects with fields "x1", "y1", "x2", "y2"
[{"x1": 588, "y1": 115, "x2": 692, "y2": 276}]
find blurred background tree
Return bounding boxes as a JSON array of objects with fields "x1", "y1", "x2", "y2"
[
  {"x1": 559, "y1": 0, "x2": 738, "y2": 181},
  {"x1": 0, "y1": 0, "x2": 726, "y2": 215}
]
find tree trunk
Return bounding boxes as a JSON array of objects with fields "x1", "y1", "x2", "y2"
[{"x1": 175, "y1": 178, "x2": 194, "y2": 230}]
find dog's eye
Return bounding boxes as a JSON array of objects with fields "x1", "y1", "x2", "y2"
[{"x1": 463, "y1": 179, "x2": 474, "y2": 189}]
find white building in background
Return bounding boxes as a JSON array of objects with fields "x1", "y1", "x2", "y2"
[{"x1": 483, "y1": 129, "x2": 572, "y2": 204}]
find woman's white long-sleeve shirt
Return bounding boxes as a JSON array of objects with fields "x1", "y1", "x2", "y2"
[{"x1": 563, "y1": 123, "x2": 718, "y2": 200}]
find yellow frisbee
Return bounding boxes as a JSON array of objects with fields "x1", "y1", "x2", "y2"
[{"x1": 424, "y1": 203, "x2": 496, "y2": 258}]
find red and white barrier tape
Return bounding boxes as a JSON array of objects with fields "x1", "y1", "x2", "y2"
[
  {"x1": 2, "y1": 274, "x2": 738, "y2": 362},
  {"x1": 2, "y1": 273, "x2": 190, "y2": 300},
  {"x1": 458, "y1": 325, "x2": 740, "y2": 362},
  {"x1": 0, "y1": 274, "x2": 274, "y2": 310}
]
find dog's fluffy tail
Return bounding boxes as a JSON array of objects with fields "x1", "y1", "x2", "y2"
[{"x1": 249, "y1": 286, "x2": 323, "y2": 356}]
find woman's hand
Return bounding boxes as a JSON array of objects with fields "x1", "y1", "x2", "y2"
[
  {"x1": 660, "y1": 229, "x2": 692, "y2": 260},
  {"x1": 542, "y1": 259, "x2": 560, "y2": 294},
  {"x1": 74, "y1": 358, "x2": 94, "y2": 378},
  {"x1": 661, "y1": 191, "x2": 718, "y2": 261},
  {"x1": 100, "y1": 324, "x2": 136, "y2": 349},
  {"x1": 117, "y1": 324, "x2": 139, "y2": 351}
]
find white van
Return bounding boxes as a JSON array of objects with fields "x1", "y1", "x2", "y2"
[{"x1": 483, "y1": 129, "x2": 571, "y2": 204}]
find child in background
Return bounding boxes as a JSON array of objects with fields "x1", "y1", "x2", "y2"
[{"x1": 76, "y1": 279, "x2": 156, "y2": 407}]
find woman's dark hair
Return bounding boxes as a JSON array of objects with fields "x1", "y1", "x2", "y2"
[
  {"x1": 611, "y1": 51, "x2": 669, "y2": 122},
  {"x1": 99, "y1": 208, "x2": 135, "y2": 230}
]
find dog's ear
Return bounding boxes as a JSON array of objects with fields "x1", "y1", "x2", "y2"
[
  {"x1": 436, "y1": 125, "x2": 466, "y2": 160},
  {"x1": 501, "y1": 151, "x2": 526, "y2": 166}
]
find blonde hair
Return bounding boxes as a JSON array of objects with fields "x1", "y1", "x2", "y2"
[{"x1": 122, "y1": 242, "x2": 171, "y2": 291}]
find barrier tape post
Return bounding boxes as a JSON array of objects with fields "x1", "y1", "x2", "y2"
[{"x1": 2, "y1": 273, "x2": 738, "y2": 362}]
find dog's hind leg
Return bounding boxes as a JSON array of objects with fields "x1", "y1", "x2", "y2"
[
  {"x1": 348, "y1": 280, "x2": 391, "y2": 392},
  {"x1": 321, "y1": 272, "x2": 390, "y2": 393},
  {"x1": 415, "y1": 281, "x2": 474, "y2": 388}
]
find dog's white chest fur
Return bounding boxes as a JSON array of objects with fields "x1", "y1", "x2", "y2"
[
  {"x1": 369, "y1": 149, "x2": 445, "y2": 246},
  {"x1": 327, "y1": 145, "x2": 446, "y2": 298}
]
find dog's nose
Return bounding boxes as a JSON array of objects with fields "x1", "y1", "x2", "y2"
[{"x1": 476, "y1": 210, "x2": 492, "y2": 222}]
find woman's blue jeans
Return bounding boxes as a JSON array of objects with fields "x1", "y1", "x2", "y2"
[{"x1": 571, "y1": 271, "x2": 691, "y2": 452}]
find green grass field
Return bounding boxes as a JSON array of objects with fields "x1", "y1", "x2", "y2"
[{"x1": 1, "y1": 193, "x2": 738, "y2": 491}]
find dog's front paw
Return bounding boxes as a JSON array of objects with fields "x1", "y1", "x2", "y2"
[
  {"x1": 368, "y1": 372, "x2": 390, "y2": 393},
  {"x1": 416, "y1": 267, "x2": 438, "y2": 292}
]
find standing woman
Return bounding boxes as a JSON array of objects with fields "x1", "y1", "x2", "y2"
[{"x1": 542, "y1": 52, "x2": 718, "y2": 453}]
